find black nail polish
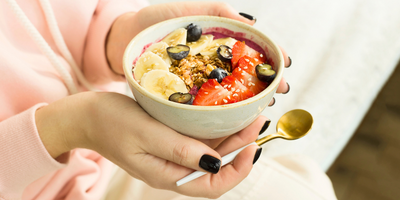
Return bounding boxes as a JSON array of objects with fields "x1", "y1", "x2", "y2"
[
  {"x1": 286, "y1": 56, "x2": 292, "y2": 68},
  {"x1": 268, "y1": 97, "x2": 275, "y2": 107},
  {"x1": 239, "y1": 12, "x2": 256, "y2": 22},
  {"x1": 259, "y1": 120, "x2": 271, "y2": 135},
  {"x1": 199, "y1": 155, "x2": 221, "y2": 174},
  {"x1": 283, "y1": 83, "x2": 290, "y2": 94},
  {"x1": 253, "y1": 148, "x2": 262, "y2": 164}
]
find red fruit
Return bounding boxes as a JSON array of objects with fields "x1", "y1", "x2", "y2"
[
  {"x1": 193, "y1": 79, "x2": 237, "y2": 106},
  {"x1": 236, "y1": 55, "x2": 264, "y2": 76},
  {"x1": 232, "y1": 67, "x2": 268, "y2": 95},
  {"x1": 231, "y1": 41, "x2": 267, "y2": 69},
  {"x1": 220, "y1": 75, "x2": 254, "y2": 101}
]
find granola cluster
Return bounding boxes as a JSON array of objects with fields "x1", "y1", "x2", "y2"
[{"x1": 169, "y1": 54, "x2": 232, "y2": 90}]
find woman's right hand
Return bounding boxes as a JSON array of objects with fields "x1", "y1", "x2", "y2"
[{"x1": 35, "y1": 91, "x2": 267, "y2": 198}]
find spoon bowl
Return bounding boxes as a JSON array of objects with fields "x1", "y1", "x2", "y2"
[{"x1": 256, "y1": 109, "x2": 313, "y2": 146}]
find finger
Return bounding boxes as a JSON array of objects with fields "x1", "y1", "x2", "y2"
[
  {"x1": 177, "y1": 144, "x2": 259, "y2": 198},
  {"x1": 276, "y1": 77, "x2": 290, "y2": 94},
  {"x1": 208, "y1": 2, "x2": 256, "y2": 25},
  {"x1": 215, "y1": 115, "x2": 268, "y2": 156},
  {"x1": 137, "y1": 119, "x2": 222, "y2": 174},
  {"x1": 268, "y1": 97, "x2": 275, "y2": 106},
  {"x1": 279, "y1": 45, "x2": 292, "y2": 68}
]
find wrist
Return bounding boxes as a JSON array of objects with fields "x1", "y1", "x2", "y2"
[
  {"x1": 35, "y1": 92, "x2": 94, "y2": 159},
  {"x1": 106, "y1": 12, "x2": 141, "y2": 75}
]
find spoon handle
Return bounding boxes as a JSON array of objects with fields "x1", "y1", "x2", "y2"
[{"x1": 176, "y1": 142, "x2": 257, "y2": 186}]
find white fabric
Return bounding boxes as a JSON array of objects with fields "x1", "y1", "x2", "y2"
[
  {"x1": 102, "y1": 155, "x2": 337, "y2": 200},
  {"x1": 148, "y1": 0, "x2": 400, "y2": 171}
]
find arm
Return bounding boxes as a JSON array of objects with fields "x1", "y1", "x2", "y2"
[{"x1": 35, "y1": 91, "x2": 265, "y2": 198}]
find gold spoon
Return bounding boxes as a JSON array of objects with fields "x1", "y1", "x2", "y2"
[
  {"x1": 176, "y1": 109, "x2": 313, "y2": 186},
  {"x1": 256, "y1": 109, "x2": 313, "y2": 145}
]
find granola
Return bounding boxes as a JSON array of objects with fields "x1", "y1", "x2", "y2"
[{"x1": 169, "y1": 54, "x2": 232, "y2": 90}]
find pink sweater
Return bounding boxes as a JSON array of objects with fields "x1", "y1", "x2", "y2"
[{"x1": 0, "y1": 0, "x2": 148, "y2": 199}]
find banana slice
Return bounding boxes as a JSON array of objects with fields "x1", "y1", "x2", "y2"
[
  {"x1": 140, "y1": 70, "x2": 188, "y2": 100},
  {"x1": 199, "y1": 37, "x2": 237, "y2": 57},
  {"x1": 133, "y1": 52, "x2": 169, "y2": 82},
  {"x1": 187, "y1": 34, "x2": 214, "y2": 55},
  {"x1": 145, "y1": 42, "x2": 172, "y2": 65},
  {"x1": 162, "y1": 28, "x2": 187, "y2": 46}
]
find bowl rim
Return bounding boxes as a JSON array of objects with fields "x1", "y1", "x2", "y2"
[{"x1": 123, "y1": 15, "x2": 284, "y2": 111}]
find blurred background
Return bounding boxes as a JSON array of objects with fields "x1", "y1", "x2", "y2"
[{"x1": 147, "y1": 0, "x2": 400, "y2": 198}]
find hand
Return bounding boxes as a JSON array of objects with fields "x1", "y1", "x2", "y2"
[{"x1": 35, "y1": 91, "x2": 268, "y2": 198}]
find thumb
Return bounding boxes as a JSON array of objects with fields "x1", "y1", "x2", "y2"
[{"x1": 141, "y1": 126, "x2": 222, "y2": 174}]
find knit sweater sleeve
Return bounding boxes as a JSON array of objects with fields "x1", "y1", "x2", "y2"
[{"x1": 0, "y1": 103, "x2": 68, "y2": 200}]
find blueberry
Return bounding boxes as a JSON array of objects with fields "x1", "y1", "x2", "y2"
[
  {"x1": 209, "y1": 68, "x2": 228, "y2": 83},
  {"x1": 167, "y1": 44, "x2": 190, "y2": 60},
  {"x1": 168, "y1": 92, "x2": 193, "y2": 104},
  {"x1": 255, "y1": 64, "x2": 276, "y2": 83},
  {"x1": 186, "y1": 23, "x2": 202, "y2": 42},
  {"x1": 217, "y1": 45, "x2": 232, "y2": 62}
]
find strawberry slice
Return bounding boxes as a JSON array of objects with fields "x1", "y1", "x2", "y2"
[
  {"x1": 193, "y1": 79, "x2": 237, "y2": 106},
  {"x1": 236, "y1": 55, "x2": 264, "y2": 76},
  {"x1": 232, "y1": 67, "x2": 268, "y2": 95},
  {"x1": 231, "y1": 41, "x2": 267, "y2": 69},
  {"x1": 220, "y1": 75, "x2": 254, "y2": 101}
]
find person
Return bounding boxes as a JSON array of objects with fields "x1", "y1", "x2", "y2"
[{"x1": 0, "y1": 1, "x2": 336, "y2": 200}]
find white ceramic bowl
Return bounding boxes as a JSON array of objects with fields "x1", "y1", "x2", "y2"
[{"x1": 123, "y1": 16, "x2": 284, "y2": 139}]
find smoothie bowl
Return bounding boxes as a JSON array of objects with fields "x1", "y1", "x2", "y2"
[{"x1": 123, "y1": 16, "x2": 284, "y2": 139}]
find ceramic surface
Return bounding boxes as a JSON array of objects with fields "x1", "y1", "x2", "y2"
[{"x1": 123, "y1": 16, "x2": 284, "y2": 139}]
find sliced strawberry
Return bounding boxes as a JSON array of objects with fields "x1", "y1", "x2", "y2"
[
  {"x1": 231, "y1": 41, "x2": 246, "y2": 69},
  {"x1": 220, "y1": 75, "x2": 254, "y2": 102},
  {"x1": 236, "y1": 55, "x2": 264, "y2": 76},
  {"x1": 193, "y1": 79, "x2": 237, "y2": 106},
  {"x1": 232, "y1": 68, "x2": 268, "y2": 95},
  {"x1": 231, "y1": 41, "x2": 267, "y2": 70}
]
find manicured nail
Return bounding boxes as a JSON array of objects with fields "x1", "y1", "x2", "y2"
[
  {"x1": 199, "y1": 155, "x2": 221, "y2": 174},
  {"x1": 239, "y1": 12, "x2": 256, "y2": 22},
  {"x1": 283, "y1": 82, "x2": 290, "y2": 94},
  {"x1": 268, "y1": 97, "x2": 275, "y2": 106},
  {"x1": 259, "y1": 120, "x2": 271, "y2": 135},
  {"x1": 286, "y1": 56, "x2": 292, "y2": 68},
  {"x1": 253, "y1": 148, "x2": 262, "y2": 164}
]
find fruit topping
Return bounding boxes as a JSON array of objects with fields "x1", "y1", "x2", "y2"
[
  {"x1": 133, "y1": 51, "x2": 169, "y2": 81},
  {"x1": 231, "y1": 41, "x2": 266, "y2": 69},
  {"x1": 256, "y1": 64, "x2": 276, "y2": 84},
  {"x1": 187, "y1": 34, "x2": 214, "y2": 55},
  {"x1": 217, "y1": 45, "x2": 233, "y2": 62},
  {"x1": 200, "y1": 37, "x2": 237, "y2": 57},
  {"x1": 162, "y1": 28, "x2": 187, "y2": 46},
  {"x1": 220, "y1": 75, "x2": 254, "y2": 101},
  {"x1": 145, "y1": 42, "x2": 172, "y2": 65},
  {"x1": 192, "y1": 79, "x2": 237, "y2": 106},
  {"x1": 140, "y1": 69, "x2": 188, "y2": 100},
  {"x1": 209, "y1": 68, "x2": 228, "y2": 83},
  {"x1": 186, "y1": 23, "x2": 203, "y2": 42},
  {"x1": 167, "y1": 44, "x2": 190, "y2": 60},
  {"x1": 232, "y1": 67, "x2": 267, "y2": 95},
  {"x1": 169, "y1": 92, "x2": 193, "y2": 104},
  {"x1": 236, "y1": 55, "x2": 263, "y2": 76}
]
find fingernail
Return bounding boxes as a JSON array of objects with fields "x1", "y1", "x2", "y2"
[
  {"x1": 283, "y1": 82, "x2": 290, "y2": 94},
  {"x1": 239, "y1": 12, "x2": 257, "y2": 22},
  {"x1": 253, "y1": 148, "x2": 262, "y2": 164},
  {"x1": 286, "y1": 56, "x2": 292, "y2": 68},
  {"x1": 199, "y1": 155, "x2": 221, "y2": 174},
  {"x1": 259, "y1": 120, "x2": 271, "y2": 135},
  {"x1": 268, "y1": 97, "x2": 275, "y2": 107}
]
